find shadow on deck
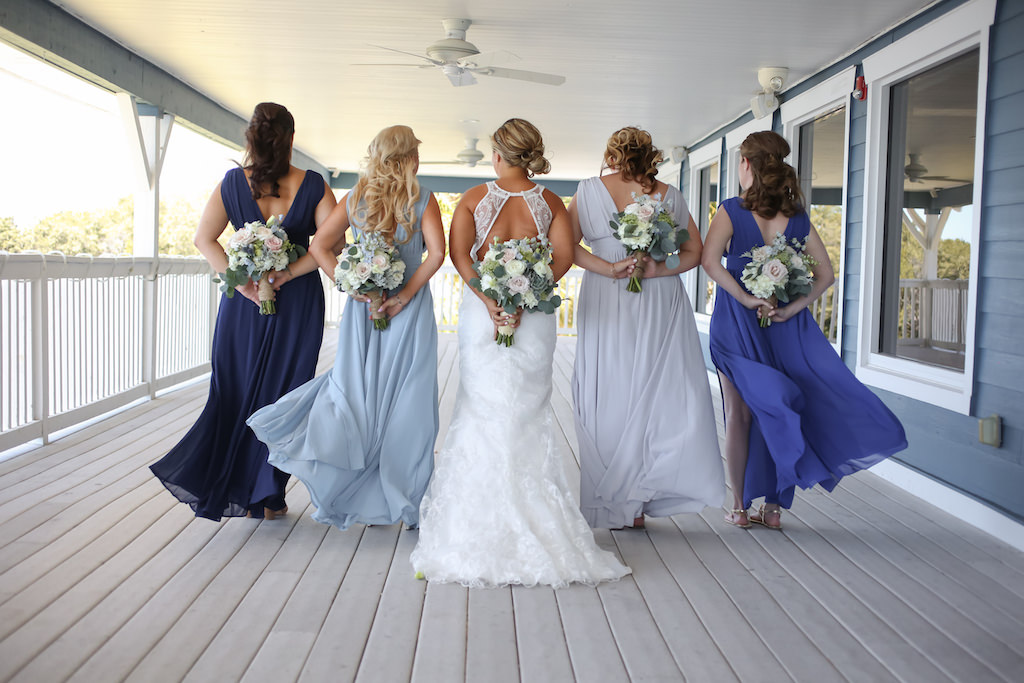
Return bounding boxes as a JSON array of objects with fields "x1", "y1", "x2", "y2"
[{"x1": 0, "y1": 331, "x2": 1022, "y2": 682}]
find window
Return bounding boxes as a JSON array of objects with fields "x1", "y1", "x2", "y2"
[
  {"x1": 694, "y1": 161, "x2": 719, "y2": 315},
  {"x1": 858, "y1": 0, "x2": 994, "y2": 413},
  {"x1": 797, "y1": 107, "x2": 847, "y2": 345},
  {"x1": 686, "y1": 141, "x2": 723, "y2": 321},
  {"x1": 878, "y1": 50, "x2": 977, "y2": 372}
]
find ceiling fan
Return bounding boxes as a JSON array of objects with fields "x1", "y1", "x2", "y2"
[
  {"x1": 421, "y1": 138, "x2": 491, "y2": 168},
  {"x1": 904, "y1": 154, "x2": 971, "y2": 184},
  {"x1": 361, "y1": 18, "x2": 566, "y2": 87}
]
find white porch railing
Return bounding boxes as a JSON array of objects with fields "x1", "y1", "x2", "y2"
[
  {"x1": 897, "y1": 278, "x2": 969, "y2": 350},
  {"x1": 0, "y1": 253, "x2": 218, "y2": 451},
  {"x1": 2, "y1": 258, "x2": 583, "y2": 452}
]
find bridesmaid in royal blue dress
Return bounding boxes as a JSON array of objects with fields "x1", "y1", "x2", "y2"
[
  {"x1": 150, "y1": 102, "x2": 337, "y2": 521},
  {"x1": 703, "y1": 131, "x2": 906, "y2": 530},
  {"x1": 247, "y1": 125, "x2": 445, "y2": 530}
]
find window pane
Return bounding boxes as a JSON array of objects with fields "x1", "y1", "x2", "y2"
[
  {"x1": 695, "y1": 162, "x2": 719, "y2": 315},
  {"x1": 797, "y1": 106, "x2": 846, "y2": 343},
  {"x1": 880, "y1": 49, "x2": 977, "y2": 372}
]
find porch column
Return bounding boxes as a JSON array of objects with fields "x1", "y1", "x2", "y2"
[{"x1": 118, "y1": 93, "x2": 174, "y2": 397}]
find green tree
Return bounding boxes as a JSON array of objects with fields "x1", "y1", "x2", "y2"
[
  {"x1": 28, "y1": 197, "x2": 133, "y2": 255},
  {"x1": 937, "y1": 238, "x2": 970, "y2": 280},
  {"x1": 0, "y1": 216, "x2": 28, "y2": 252}
]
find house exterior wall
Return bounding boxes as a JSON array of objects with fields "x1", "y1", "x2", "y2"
[{"x1": 685, "y1": 0, "x2": 1024, "y2": 521}]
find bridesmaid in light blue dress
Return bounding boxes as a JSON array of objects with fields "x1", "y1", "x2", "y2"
[{"x1": 247, "y1": 125, "x2": 445, "y2": 529}]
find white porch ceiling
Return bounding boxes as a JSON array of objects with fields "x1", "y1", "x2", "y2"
[{"x1": 52, "y1": 0, "x2": 936, "y2": 181}]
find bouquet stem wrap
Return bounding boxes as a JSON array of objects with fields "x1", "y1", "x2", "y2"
[
  {"x1": 257, "y1": 274, "x2": 276, "y2": 315},
  {"x1": 496, "y1": 322, "x2": 516, "y2": 347},
  {"x1": 367, "y1": 290, "x2": 389, "y2": 330},
  {"x1": 626, "y1": 250, "x2": 647, "y2": 293}
]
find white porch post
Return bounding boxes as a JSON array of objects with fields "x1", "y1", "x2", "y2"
[{"x1": 118, "y1": 94, "x2": 174, "y2": 398}]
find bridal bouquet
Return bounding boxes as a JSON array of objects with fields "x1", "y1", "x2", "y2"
[
  {"x1": 217, "y1": 214, "x2": 303, "y2": 315},
  {"x1": 609, "y1": 192, "x2": 689, "y2": 293},
  {"x1": 334, "y1": 231, "x2": 406, "y2": 330},
  {"x1": 740, "y1": 233, "x2": 816, "y2": 327},
  {"x1": 470, "y1": 236, "x2": 562, "y2": 347}
]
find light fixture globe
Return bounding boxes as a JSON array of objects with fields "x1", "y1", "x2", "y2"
[{"x1": 426, "y1": 18, "x2": 479, "y2": 63}]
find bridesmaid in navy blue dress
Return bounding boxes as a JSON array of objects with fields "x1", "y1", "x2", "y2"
[
  {"x1": 703, "y1": 131, "x2": 906, "y2": 530},
  {"x1": 150, "y1": 102, "x2": 337, "y2": 521}
]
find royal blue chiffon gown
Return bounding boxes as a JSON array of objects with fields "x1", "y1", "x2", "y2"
[
  {"x1": 150, "y1": 167, "x2": 326, "y2": 521},
  {"x1": 709, "y1": 197, "x2": 907, "y2": 509},
  {"x1": 247, "y1": 192, "x2": 439, "y2": 530}
]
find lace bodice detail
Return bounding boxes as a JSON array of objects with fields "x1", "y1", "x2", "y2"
[{"x1": 472, "y1": 181, "x2": 553, "y2": 255}]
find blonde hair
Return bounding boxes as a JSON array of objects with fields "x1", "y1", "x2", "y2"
[
  {"x1": 491, "y1": 118, "x2": 551, "y2": 177},
  {"x1": 349, "y1": 125, "x2": 421, "y2": 244},
  {"x1": 604, "y1": 127, "x2": 663, "y2": 192}
]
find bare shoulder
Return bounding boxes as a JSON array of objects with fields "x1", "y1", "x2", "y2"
[
  {"x1": 542, "y1": 187, "x2": 568, "y2": 213},
  {"x1": 458, "y1": 183, "x2": 489, "y2": 212}
]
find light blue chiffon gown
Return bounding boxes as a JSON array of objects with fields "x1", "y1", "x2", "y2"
[{"x1": 247, "y1": 192, "x2": 439, "y2": 529}]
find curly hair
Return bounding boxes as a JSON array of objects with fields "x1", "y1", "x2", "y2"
[
  {"x1": 348, "y1": 125, "x2": 421, "y2": 245},
  {"x1": 739, "y1": 131, "x2": 805, "y2": 218},
  {"x1": 604, "y1": 127, "x2": 663, "y2": 192},
  {"x1": 243, "y1": 102, "x2": 295, "y2": 200},
  {"x1": 491, "y1": 118, "x2": 551, "y2": 177}
]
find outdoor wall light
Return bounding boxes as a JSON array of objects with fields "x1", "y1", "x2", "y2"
[{"x1": 750, "y1": 67, "x2": 788, "y2": 119}]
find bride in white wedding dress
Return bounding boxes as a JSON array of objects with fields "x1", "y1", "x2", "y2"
[{"x1": 410, "y1": 119, "x2": 630, "y2": 588}]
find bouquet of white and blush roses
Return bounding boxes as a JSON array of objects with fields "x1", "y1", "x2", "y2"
[
  {"x1": 469, "y1": 236, "x2": 562, "y2": 347},
  {"x1": 740, "y1": 232, "x2": 817, "y2": 327},
  {"x1": 217, "y1": 214, "x2": 304, "y2": 314},
  {"x1": 609, "y1": 192, "x2": 689, "y2": 293},
  {"x1": 334, "y1": 230, "x2": 407, "y2": 330}
]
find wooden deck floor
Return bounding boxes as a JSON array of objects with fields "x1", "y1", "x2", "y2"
[{"x1": 1, "y1": 330, "x2": 1023, "y2": 682}]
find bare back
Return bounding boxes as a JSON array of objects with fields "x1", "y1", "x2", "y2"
[
  {"x1": 599, "y1": 172, "x2": 670, "y2": 211},
  {"x1": 470, "y1": 181, "x2": 553, "y2": 260},
  {"x1": 247, "y1": 165, "x2": 309, "y2": 221}
]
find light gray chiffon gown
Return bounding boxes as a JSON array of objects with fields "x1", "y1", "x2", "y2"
[
  {"x1": 572, "y1": 177, "x2": 725, "y2": 528},
  {"x1": 247, "y1": 191, "x2": 438, "y2": 530}
]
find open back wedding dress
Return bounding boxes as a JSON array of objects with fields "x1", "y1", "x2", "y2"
[{"x1": 410, "y1": 182, "x2": 631, "y2": 588}]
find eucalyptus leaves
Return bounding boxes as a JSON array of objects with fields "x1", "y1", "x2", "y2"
[
  {"x1": 609, "y1": 192, "x2": 689, "y2": 293},
  {"x1": 216, "y1": 214, "x2": 304, "y2": 314},
  {"x1": 470, "y1": 236, "x2": 562, "y2": 347}
]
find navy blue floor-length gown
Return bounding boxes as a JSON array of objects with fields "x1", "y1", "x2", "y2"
[
  {"x1": 150, "y1": 167, "x2": 326, "y2": 520},
  {"x1": 709, "y1": 197, "x2": 907, "y2": 509}
]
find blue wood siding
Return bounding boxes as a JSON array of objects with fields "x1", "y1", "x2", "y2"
[{"x1": 688, "y1": 0, "x2": 1024, "y2": 521}]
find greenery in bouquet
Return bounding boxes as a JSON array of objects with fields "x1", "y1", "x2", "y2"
[
  {"x1": 609, "y1": 192, "x2": 689, "y2": 293},
  {"x1": 334, "y1": 230, "x2": 407, "y2": 330},
  {"x1": 469, "y1": 236, "x2": 562, "y2": 346},
  {"x1": 216, "y1": 214, "x2": 304, "y2": 314},
  {"x1": 740, "y1": 232, "x2": 817, "y2": 327}
]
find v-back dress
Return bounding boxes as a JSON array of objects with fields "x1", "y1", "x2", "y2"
[
  {"x1": 410, "y1": 181, "x2": 631, "y2": 588},
  {"x1": 150, "y1": 167, "x2": 326, "y2": 520},
  {"x1": 247, "y1": 191, "x2": 439, "y2": 530},
  {"x1": 709, "y1": 197, "x2": 907, "y2": 509},
  {"x1": 572, "y1": 177, "x2": 725, "y2": 528}
]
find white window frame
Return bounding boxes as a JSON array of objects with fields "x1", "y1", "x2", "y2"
[
  {"x1": 857, "y1": 0, "x2": 995, "y2": 414},
  {"x1": 781, "y1": 67, "x2": 856, "y2": 354},
  {"x1": 686, "y1": 139, "x2": 723, "y2": 330},
  {"x1": 724, "y1": 117, "x2": 774, "y2": 203}
]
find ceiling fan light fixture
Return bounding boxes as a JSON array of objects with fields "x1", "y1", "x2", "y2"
[{"x1": 426, "y1": 37, "x2": 480, "y2": 63}]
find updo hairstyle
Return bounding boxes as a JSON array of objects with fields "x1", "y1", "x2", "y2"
[
  {"x1": 739, "y1": 131, "x2": 805, "y2": 219},
  {"x1": 350, "y1": 125, "x2": 421, "y2": 245},
  {"x1": 604, "y1": 127, "x2": 663, "y2": 192},
  {"x1": 243, "y1": 102, "x2": 295, "y2": 200},
  {"x1": 491, "y1": 118, "x2": 551, "y2": 177}
]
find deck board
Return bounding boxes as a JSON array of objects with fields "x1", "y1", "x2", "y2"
[{"x1": 1, "y1": 327, "x2": 1023, "y2": 682}]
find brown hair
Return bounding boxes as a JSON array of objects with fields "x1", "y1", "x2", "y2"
[
  {"x1": 243, "y1": 102, "x2": 295, "y2": 200},
  {"x1": 739, "y1": 131, "x2": 804, "y2": 218},
  {"x1": 348, "y1": 125, "x2": 421, "y2": 245},
  {"x1": 491, "y1": 118, "x2": 551, "y2": 177},
  {"x1": 604, "y1": 127, "x2": 663, "y2": 192}
]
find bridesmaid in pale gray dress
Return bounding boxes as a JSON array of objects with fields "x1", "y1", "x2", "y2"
[{"x1": 570, "y1": 127, "x2": 725, "y2": 529}]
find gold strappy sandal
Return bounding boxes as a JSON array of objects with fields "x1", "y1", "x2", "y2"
[
  {"x1": 749, "y1": 504, "x2": 782, "y2": 530},
  {"x1": 724, "y1": 508, "x2": 752, "y2": 528}
]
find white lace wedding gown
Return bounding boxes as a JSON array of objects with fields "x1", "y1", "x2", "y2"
[{"x1": 410, "y1": 182, "x2": 631, "y2": 588}]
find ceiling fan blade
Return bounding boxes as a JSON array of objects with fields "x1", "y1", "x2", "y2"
[
  {"x1": 351, "y1": 63, "x2": 433, "y2": 67},
  {"x1": 446, "y1": 69, "x2": 477, "y2": 87},
  {"x1": 458, "y1": 50, "x2": 520, "y2": 68},
  {"x1": 367, "y1": 44, "x2": 440, "y2": 65},
  {"x1": 469, "y1": 66, "x2": 565, "y2": 86},
  {"x1": 420, "y1": 160, "x2": 464, "y2": 165}
]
